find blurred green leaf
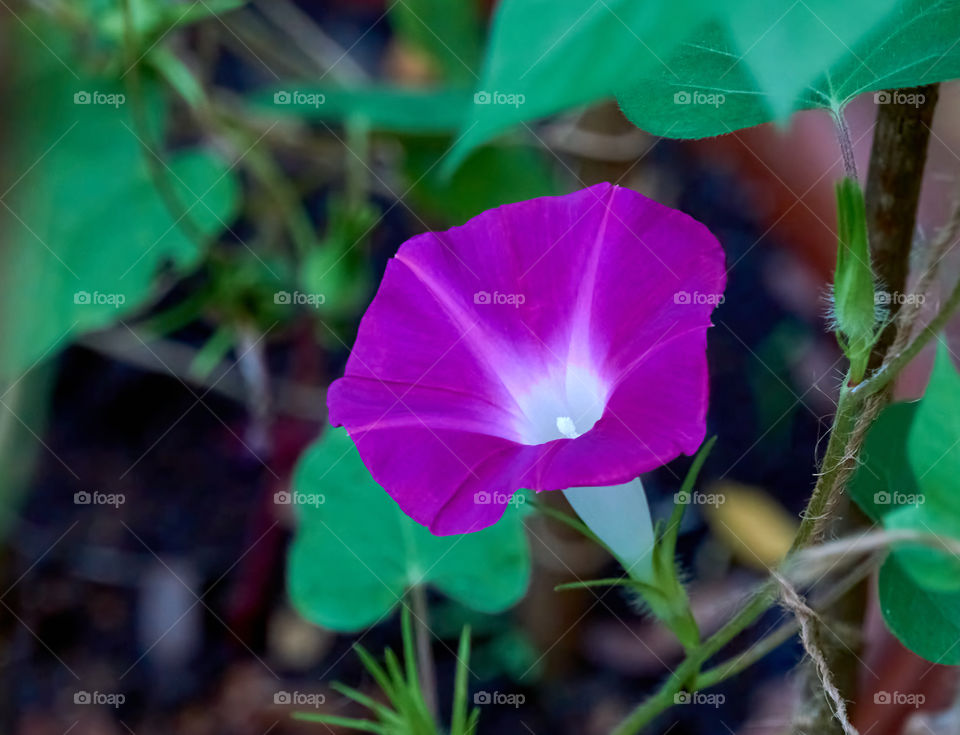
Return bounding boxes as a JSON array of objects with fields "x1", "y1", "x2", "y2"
[
  {"x1": 618, "y1": 0, "x2": 953, "y2": 139},
  {"x1": 426, "y1": 601, "x2": 542, "y2": 683},
  {"x1": 388, "y1": 0, "x2": 482, "y2": 85},
  {"x1": 256, "y1": 86, "x2": 472, "y2": 133},
  {"x1": 474, "y1": 628, "x2": 542, "y2": 683},
  {"x1": 299, "y1": 198, "x2": 378, "y2": 319},
  {"x1": 447, "y1": 0, "x2": 712, "y2": 168},
  {"x1": 405, "y1": 142, "x2": 557, "y2": 223},
  {"x1": 0, "y1": 46, "x2": 240, "y2": 379},
  {"x1": 287, "y1": 427, "x2": 530, "y2": 631},
  {"x1": 94, "y1": 0, "x2": 247, "y2": 42},
  {"x1": 449, "y1": 0, "x2": 901, "y2": 166}
]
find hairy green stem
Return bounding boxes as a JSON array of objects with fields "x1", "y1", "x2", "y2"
[
  {"x1": 853, "y1": 269, "x2": 960, "y2": 400},
  {"x1": 790, "y1": 386, "x2": 859, "y2": 549},
  {"x1": 611, "y1": 584, "x2": 777, "y2": 735},
  {"x1": 613, "y1": 288, "x2": 960, "y2": 735},
  {"x1": 832, "y1": 109, "x2": 859, "y2": 181}
]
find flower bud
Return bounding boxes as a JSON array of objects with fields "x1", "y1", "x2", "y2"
[{"x1": 833, "y1": 177, "x2": 877, "y2": 382}]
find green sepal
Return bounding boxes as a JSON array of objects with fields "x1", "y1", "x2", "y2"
[
  {"x1": 631, "y1": 437, "x2": 716, "y2": 652},
  {"x1": 637, "y1": 520, "x2": 701, "y2": 651}
]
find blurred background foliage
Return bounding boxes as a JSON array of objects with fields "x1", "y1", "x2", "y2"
[{"x1": 1, "y1": 1, "x2": 960, "y2": 734}]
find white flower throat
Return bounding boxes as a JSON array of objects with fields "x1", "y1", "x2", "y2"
[{"x1": 513, "y1": 363, "x2": 607, "y2": 445}]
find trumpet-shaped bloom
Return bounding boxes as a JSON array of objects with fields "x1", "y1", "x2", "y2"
[{"x1": 328, "y1": 183, "x2": 726, "y2": 535}]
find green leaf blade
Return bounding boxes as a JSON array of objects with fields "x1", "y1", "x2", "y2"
[{"x1": 287, "y1": 427, "x2": 530, "y2": 631}]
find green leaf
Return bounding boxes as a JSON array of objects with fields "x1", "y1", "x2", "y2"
[
  {"x1": 618, "y1": 0, "x2": 953, "y2": 139},
  {"x1": 848, "y1": 397, "x2": 960, "y2": 660},
  {"x1": 299, "y1": 198, "x2": 378, "y2": 318},
  {"x1": 848, "y1": 402, "x2": 918, "y2": 523},
  {"x1": 388, "y1": 0, "x2": 482, "y2": 86},
  {"x1": 287, "y1": 427, "x2": 530, "y2": 631},
  {"x1": 404, "y1": 141, "x2": 558, "y2": 223},
  {"x1": 94, "y1": 0, "x2": 247, "y2": 41},
  {"x1": 884, "y1": 501, "x2": 960, "y2": 591},
  {"x1": 907, "y1": 344, "x2": 960, "y2": 515},
  {"x1": 450, "y1": 0, "x2": 908, "y2": 165},
  {"x1": 879, "y1": 553, "x2": 960, "y2": 665},
  {"x1": 254, "y1": 86, "x2": 472, "y2": 134},
  {"x1": 446, "y1": 0, "x2": 719, "y2": 169},
  {"x1": 895, "y1": 344, "x2": 960, "y2": 590},
  {"x1": 0, "y1": 47, "x2": 239, "y2": 379},
  {"x1": 852, "y1": 349, "x2": 960, "y2": 656}
]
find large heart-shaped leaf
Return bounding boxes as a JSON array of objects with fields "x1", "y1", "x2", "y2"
[
  {"x1": 884, "y1": 501, "x2": 960, "y2": 592},
  {"x1": 849, "y1": 350, "x2": 960, "y2": 663},
  {"x1": 287, "y1": 427, "x2": 530, "y2": 631},
  {"x1": 445, "y1": 0, "x2": 716, "y2": 169},
  {"x1": 850, "y1": 348, "x2": 960, "y2": 592},
  {"x1": 447, "y1": 0, "x2": 900, "y2": 168},
  {"x1": 907, "y1": 344, "x2": 960, "y2": 515},
  {"x1": 897, "y1": 344, "x2": 960, "y2": 590},
  {"x1": 618, "y1": 0, "x2": 957, "y2": 139},
  {"x1": 879, "y1": 553, "x2": 960, "y2": 665}
]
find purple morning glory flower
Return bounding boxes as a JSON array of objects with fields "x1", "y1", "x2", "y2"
[{"x1": 328, "y1": 183, "x2": 726, "y2": 536}]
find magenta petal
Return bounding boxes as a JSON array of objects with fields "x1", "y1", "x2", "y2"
[{"x1": 328, "y1": 183, "x2": 726, "y2": 535}]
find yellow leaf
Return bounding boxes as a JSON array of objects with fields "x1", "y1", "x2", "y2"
[{"x1": 702, "y1": 481, "x2": 797, "y2": 569}]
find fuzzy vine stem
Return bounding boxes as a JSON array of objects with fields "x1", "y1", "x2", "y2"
[
  {"x1": 611, "y1": 376, "x2": 864, "y2": 735},
  {"x1": 833, "y1": 107, "x2": 859, "y2": 181},
  {"x1": 614, "y1": 83, "x2": 954, "y2": 735},
  {"x1": 613, "y1": 307, "x2": 960, "y2": 735},
  {"x1": 618, "y1": 273, "x2": 960, "y2": 730},
  {"x1": 852, "y1": 269, "x2": 960, "y2": 400}
]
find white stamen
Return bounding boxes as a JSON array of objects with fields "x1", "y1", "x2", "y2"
[{"x1": 556, "y1": 416, "x2": 580, "y2": 439}]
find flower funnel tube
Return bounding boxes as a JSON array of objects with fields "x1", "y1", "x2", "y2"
[
  {"x1": 564, "y1": 478, "x2": 655, "y2": 583},
  {"x1": 329, "y1": 183, "x2": 726, "y2": 535}
]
